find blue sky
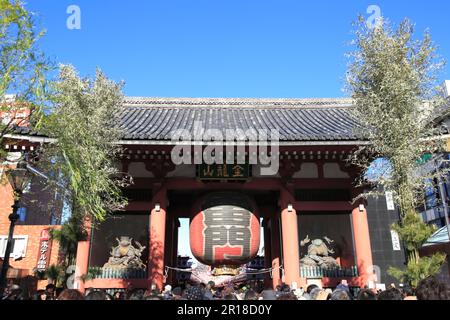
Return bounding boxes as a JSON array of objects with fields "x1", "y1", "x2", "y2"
[
  {"x1": 27, "y1": 0, "x2": 450, "y2": 99},
  {"x1": 25, "y1": 1, "x2": 450, "y2": 258}
]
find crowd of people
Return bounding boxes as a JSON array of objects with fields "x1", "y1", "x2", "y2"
[{"x1": 1, "y1": 276, "x2": 449, "y2": 300}]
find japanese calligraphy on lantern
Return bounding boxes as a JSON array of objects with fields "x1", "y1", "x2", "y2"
[
  {"x1": 197, "y1": 164, "x2": 251, "y2": 181},
  {"x1": 36, "y1": 229, "x2": 52, "y2": 271},
  {"x1": 190, "y1": 193, "x2": 260, "y2": 266},
  {"x1": 203, "y1": 205, "x2": 252, "y2": 262}
]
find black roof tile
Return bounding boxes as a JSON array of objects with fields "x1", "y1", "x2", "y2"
[
  {"x1": 117, "y1": 97, "x2": 362, "y2": 142},
  {"x1": 8, "y1": 97, "x2": 365, "y2": 143}
]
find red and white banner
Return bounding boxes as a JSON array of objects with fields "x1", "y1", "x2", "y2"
[{"x1": 36, "y1": 229, "x2": 53, "y2": 271}]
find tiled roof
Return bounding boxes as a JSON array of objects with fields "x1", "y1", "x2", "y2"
[
  {"x1": 423, "y1": 226, "x2": 450, "y2": 247},
  {"x1": 119, "y1": 97, "x2": 362, "y2": 142},
  {"x1": 8, "y1": 97, "x2": 364, "y2": 143}
]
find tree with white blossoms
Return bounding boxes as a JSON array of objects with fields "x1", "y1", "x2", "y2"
[
  {"x1": 42, "y1": 65, "x2": 129, "y2": 228},
  {"x1": 347, "y1": 16, "x2": 448, "y2": 287},
  {"x1": 1, "y1": 1, "x2": 128, "y2": 276},
  {"x1": 0, "y1": 0, "x2": 50, "y2": 161}
]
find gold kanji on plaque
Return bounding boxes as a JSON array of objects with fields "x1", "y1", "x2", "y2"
[
  {"x1": 232, "y1": 165, "x2": 244, "y2": 177},
  {"x1": 216, "y1": 164, "x2": 229, "y2": 177},
  {"x1": 203, "y1": 165, "x2": 214, "y2": 177}
]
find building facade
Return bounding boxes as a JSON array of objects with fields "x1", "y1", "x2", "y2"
[
  {"x1": 1, "y1": 97, "x2": 407, "y2": 292},
  {"x1": 0, "y1": 156, "x2": 64, "y2": 291}
]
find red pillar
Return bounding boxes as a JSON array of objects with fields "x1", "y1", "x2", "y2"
[
  {"x1": 149, "y1": 201, "x2": 167, "y2": 291},
  {"x1": 352, "y1": 205, "x2": 374, "y2": 287},
  {"x1": 74, "y1": 218, "x2": 92, "y2": 293},
  {"x1": 281, "y1": 206, "x2": 301, "y2": 287},
  {"x1": 270, "y1": 217, "x2": 282, "y2": 289}
]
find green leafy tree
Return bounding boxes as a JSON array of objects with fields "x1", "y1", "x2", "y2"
[
  {"x1": 0, "y1": 1, "x2": 126, "y2": 280},
  {"x1": 50, "y1": 213, "x2": 88, "y2": 266},
  {"x1": 388, "y1": 253, "x2": 446, "y2": 288},
  {"x1": 44, "y1": 264, "x2": 65, "y2": 286},
  {"x1": 0, "y1": 0, "x2": 50, "y2": 160},
  {"x1": 347, "y1": 16, "x2": 448, "y2": 286},
  {"x1": 41, "y1": 65, "x2": 129, "y2": 223}
]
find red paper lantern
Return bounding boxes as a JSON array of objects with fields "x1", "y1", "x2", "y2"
[{"x1": 190, "y1": 192, "x2": 260, "y2": 266}]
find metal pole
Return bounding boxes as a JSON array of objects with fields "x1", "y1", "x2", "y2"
[
  {"x1": 436, "y1": 158, "x2": 450, "y2": 242},
  {"x1": 437, "y1": 175, "x2": 450, "y2": 243},
  {"x1": 0, "y1": 200, "x2": 20, "y2": 297}
]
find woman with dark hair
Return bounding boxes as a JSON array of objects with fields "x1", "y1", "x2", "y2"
[
  {"x1": 401, "y1": 285, "x2": 416, "y2": 300},
  {"x1": 377, "y1": 288, "x2": 403, "y2": 300},
  {"x1": 57, "y1": 289, "x2": 84, "y2": 300},
  {"x1": 357, "y1": 289, "x2": 377, "y2": 300},
  {"x1": 34, "y1": 290, "x2": 47, "y2": 301},
  {"x1": 85, "y1": 290, "x2": 108, "y2": 300},
  {"x1": 45, "y1": 284, "x2": 56, "y2": 300},
  {"x1": 244, "y1": 289, "x2": 259, "y2": 300},
  {"x1": 416, "y1": 277, "x2": 450, "y2": 300}
]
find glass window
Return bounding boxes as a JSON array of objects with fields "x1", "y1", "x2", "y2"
[
  {"x1": 0, "y1": 236, "x2": 28, "y2": 259},
  {"x1": 17, "y1": 207, "x2": 27, "y2": 222}
]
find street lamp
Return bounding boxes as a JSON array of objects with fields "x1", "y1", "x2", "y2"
[{"x1": 0, "y1": 160, "x2": 32, "y2": 296}]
